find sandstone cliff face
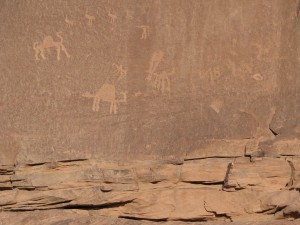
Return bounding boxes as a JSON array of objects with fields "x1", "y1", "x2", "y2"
[{"x1": 0, "y1": 0, "x2": 300, "y2": 224}]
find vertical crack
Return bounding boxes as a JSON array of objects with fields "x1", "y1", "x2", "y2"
[{"x1": 287, "y1": 160, "x2": 296, "y2": 188}]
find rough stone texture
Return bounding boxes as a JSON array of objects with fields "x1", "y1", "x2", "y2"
[{"x1": 0, "y1": 0, "x2": 300, "y2": 223}]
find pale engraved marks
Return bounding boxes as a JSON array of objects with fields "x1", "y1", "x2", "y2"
[
  {"x1": 146, "y1": 50, "x2": 164, "y2": 80},
  {"x1": 65, "y1": 15, "x2": 74, "y2": 27},
  {"x1": 82, "y1": 83, "x2": 127, "y2": 114},
  {"x1": 85, "y1": 9, "x2": 95, "y2": 26},
  {"x1": 146, "y1": 51, "x2": 175, "y2": 94},
  {"x1": 210, "y1": 99, "x2": 223, "y2": 113},
  {"x1": 112, "y1": 63, "x2": 127, "y2": 81},
  {"x1": 107, "y1": 9, "x2": 117, "y2": 24},
  {"x1": 252, "y1": 73, "x2": 264, "y2": 81},
  {"x1": 155, "y1": 69, "x2": 175, "y2": 93},
  {"x1": 83, "y1": 64, "x2": 127, "y2": 114},
  {"x1": 136, "y1": 25, "x2": 149, "y2": 39},
  {"x1": 33, "y1": 32, "x2": 70, "y2": 61}
]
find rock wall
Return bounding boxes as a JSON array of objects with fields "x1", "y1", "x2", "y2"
[{"x1": 0, "y1": 0, "x2": 299, "y2": 223}]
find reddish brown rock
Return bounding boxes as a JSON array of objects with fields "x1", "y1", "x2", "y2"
[{"x1": 0, "y1": 0, "x2": 299, "y2": 223}]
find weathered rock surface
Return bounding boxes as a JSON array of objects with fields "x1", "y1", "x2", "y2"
[{"x1": 0, "y1": 0, "x2": 300, "y2": 223}]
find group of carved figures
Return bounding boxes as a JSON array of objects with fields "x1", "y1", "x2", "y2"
[
  {"x1": 82, "y1": 50, "x2": 175, "y2": 115},
  {"x1": 32, "y1": 8, "x2": 173, "y2": 115},
  {"x1": 66, "y1": 8, "x2": 149, "y2": 38}
]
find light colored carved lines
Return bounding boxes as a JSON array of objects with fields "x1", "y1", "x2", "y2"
[
  {"x1": 82, "y1": 83, "x2": 127, "y2": 114},
  {"x1": 107, "y1": 9, "x2": 117, "y2": 25},
  {"x1": 145, "y1": 51, "x2": 175, "y2": 94},
  {"x1": 136, "y1": 25, "x2": 149, "y2": 39},
  {"x1": 33, "y1": 32, "x2": 70, "y2": 61},
  {"x1": 83, "y1": 64, "x2": 128, "y2": 114},
  {"x1": 112, "y1": 63, "x2": 127, "y2": 81},
  {"x1": 85, "y1": 9, "x2": 95, "y2": 26},
  {"x1": 65, "y1": 15, "x2": 74, "y2": 27}
]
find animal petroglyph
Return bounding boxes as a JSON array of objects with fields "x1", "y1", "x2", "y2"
[
  {"x1": 33, "y1": 32, "x2": 70, "y2": 61},
  {"x1": 145, "y1": 51, "x2": 174, "y2": 94},
  {"x1": 107, "y1": 9, "x2": 117, "y2": 24},
  {"x1": 65, "y1": 15, "x2": 74, "y2": 27},
  {"x1": 85, "y1": 9, "x2": 95, "y2": 25},
  {"x1": 112, "y1": 63, "x2": 127, "y2": 80},
  {"x1": 136, "y1": 25, "x2": 149, "y2": 39},
  {"x1": 82, "y1": 83, "x2": 127, "y2": 114}
]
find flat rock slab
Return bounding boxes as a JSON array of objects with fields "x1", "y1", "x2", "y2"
[{"x1": 224, "y1": 158, "x2": 291, "y2": 191}]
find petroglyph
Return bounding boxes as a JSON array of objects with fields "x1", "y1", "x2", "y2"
[
  {"x1": 65, "y1": 15, "x2": 73, "y2": 27},
  {"x1": 210, "y1": 99, "x2": 223, "y2": 113},
  {"x1": 252, "y1": 43, "x2": 269, "y2": 61},
  {"x1": 252, "y1": 73, "x2": 264, "y2": 81},
  {"x1": 146, "y1": 50, "x2": 164, "y2": 81},
  {"x1": 145, "y1": 51, "x2": 174, "y2": 94},
  {"x1": 82, "y1": 84, "x2": 127, "y2": 114},
  {"x1": 205, "y1": 68, "x2": 221, "y2": 85},
  {"x1": 154, "y1": 69, "x2": 175, "y2": 93},
  {"x1": 107, "y1": 9, "x2": 117, "y2": 24},
  {"x1": 33, "y1": 32, "x2": 70, "y2": 61},
  {"x1": 83, "y1": 64, "x2": 127, "y2": 114},
  {"x1": 112, "y1": 63, "x2": 127, "y2": 80},
  {"x1": 85, "y1": 9, "x2": 95, "y2": 26},
  {"x1": 136, "y1": 25, "x2": 149, "y2": 39}
]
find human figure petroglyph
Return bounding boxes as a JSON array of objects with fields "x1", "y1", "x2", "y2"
[
  {"x1": 112, "y1": 63, "x2": 127, "y2": 80},
  {"x1": 85, "y1": 9, "x2": 95, "y2": 26},
  {"x1": 136, "y1": 25, "x2": 149, "y2": 39},
  {"x1": 33, "y1": 32, "x2": 70, "y2": 61},
  {"x1": 107, "y1": 9, "x2": 117, "y2": 24},
  {"x1": 65, "y1": 15, "x2": 74, "y2": 27},
  {"x1": 82, "y1": 84, "x2": 127, "y2": 114}
]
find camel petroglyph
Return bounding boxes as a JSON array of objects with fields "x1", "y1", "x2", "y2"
[
  {"x1": 83, "y1": 64, "x2": 128, "y2": 114},
  {"x1": 82, "y1": 83, "x2": 127, "y2": 114},
  {"x1": 65, "y1": 15, "x2": 74, "y2": 27},
  {"x1": 85, "y1": 9, "x2": 95, "y2": 25},
  {"x1": 33, "y1": 32, "x2": 70, "y2": 61}
]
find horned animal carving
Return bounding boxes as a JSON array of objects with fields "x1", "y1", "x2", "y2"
[
  {"x1": 33, "y1": 32, "x2": 70, "y2": 61},
  {"x1": 85, "y1": 9, "x2": 95, "y2": 25}
]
